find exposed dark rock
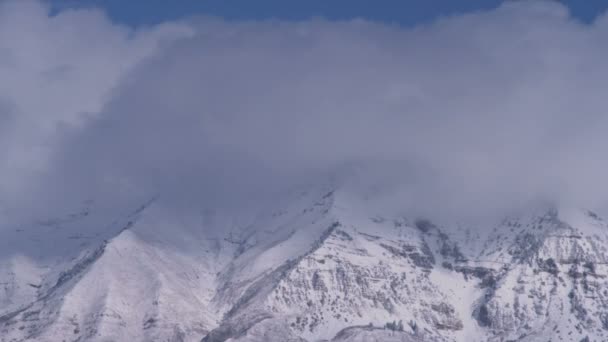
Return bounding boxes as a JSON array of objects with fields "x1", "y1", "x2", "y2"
[
  {"x1": 334, "y1": 230, "x2": 353, "y2": 241},
  {"x1": 476, "y1": 304, "x2": 491, "y2": 327},
  {"x1": 600, "y1": 313, "x2": 608, "y2": 330},
  {"x1": 454, "y1": 266, "x2": 495, "y2": 286},
  {"x1": 537, "y1": 258, "x2": 559, "y2": 276},
  {"x1": 380, "y1": 241, "x2": 435, "y2": 269},
  {"x1": 312, "y1": 272, "x2": 327, "y2": 292},
  {"x1": 509, "y1": 233, "x2": 542, "y2": 263}
]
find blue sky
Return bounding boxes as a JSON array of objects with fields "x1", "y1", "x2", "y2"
[{"x1": 51, "y1": 0, "x2": 608, "y2": 27}]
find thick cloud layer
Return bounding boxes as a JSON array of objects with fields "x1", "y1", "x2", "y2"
[{"x1": 2, "y1": 0, "x2": 608, "y2": 223}]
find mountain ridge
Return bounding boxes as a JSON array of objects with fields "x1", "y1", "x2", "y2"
[{"x1": 1, "y1": 186, "x2": 607, "y2": 341}]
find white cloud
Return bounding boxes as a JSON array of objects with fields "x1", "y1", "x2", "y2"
[
  {"x1": 2, "y1": 0, "x2": 608, "y2": 222},
  {"x1": 0, "y1": 0, "x2": 190, "y2": 213}
]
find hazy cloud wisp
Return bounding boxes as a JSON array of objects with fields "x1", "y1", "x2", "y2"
[{"x1": 2, "y1": 0, "x2": 608, "y2": 223}]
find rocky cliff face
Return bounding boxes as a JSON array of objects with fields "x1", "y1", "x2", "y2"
[
  {"x1": 470, "y1": 209, "x2": 608, "y2": 342},
  {"x1": 1, "y1": 187, "x2": 608, "y2": 342}
]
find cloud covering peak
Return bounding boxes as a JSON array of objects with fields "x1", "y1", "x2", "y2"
[{"x1": 2, "y1": 0, "x2": 608, "y2": 222}]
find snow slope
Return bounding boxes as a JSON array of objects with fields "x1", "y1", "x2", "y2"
[{"x1": 2, "y1": 185, "x2": 608, "y2": 341}]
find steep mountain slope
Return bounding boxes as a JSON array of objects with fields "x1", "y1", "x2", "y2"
[
  {"x1": 469, "y1": 208, "x2": 608, "y2": 342},
  {"x1": 1, "y1": 198, "x2": 233, "y2": 342},
  {"x1": 2, "y1": 186, "x2": 608, "y2": 342}
]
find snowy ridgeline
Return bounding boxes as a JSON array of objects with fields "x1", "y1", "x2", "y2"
[{"x1": 1, "y1": 186, "x2": 608, "y2": 342}]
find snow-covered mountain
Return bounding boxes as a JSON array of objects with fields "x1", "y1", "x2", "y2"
[{"x1": 2, "y1": 185, "x2": 608, "y2": 342}]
